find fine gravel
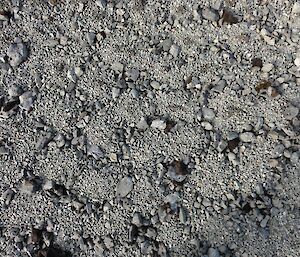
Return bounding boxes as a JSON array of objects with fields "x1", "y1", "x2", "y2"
[{"x1": 0, "y1": 1, "x2": 300, "y2": 257}]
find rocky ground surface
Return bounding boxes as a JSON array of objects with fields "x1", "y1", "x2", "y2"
[{"x1": 0, "y1": 0, "x2": 300, "y2": 257}]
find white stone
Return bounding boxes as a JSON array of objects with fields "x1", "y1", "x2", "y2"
[
  {"x1": 262, "y1": 63, "x2": 274, "y2": 73},
  {"x1": 151, "y1": 119, "x2": 166, "y2": 130},
  {"x1": 292, "y1": 2, "x2": 300, "y2": 14}
]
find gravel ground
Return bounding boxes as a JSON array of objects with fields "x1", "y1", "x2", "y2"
[{"x1": 0, "y1": 0, "x2": 300, "y2": 257}]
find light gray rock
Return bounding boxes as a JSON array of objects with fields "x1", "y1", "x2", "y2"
[
  {"x1": 19, "y1": 91, "x2": 34, "y2": 111},
  {"x1": 161, "y1": 38, "x2": 172, "y2": 51},
  {"x1": 208, "y1": 247, "x2": 220, "y2": 257},
  {"x1": 21, "y1": 180, "x2": 35, "y2": 194},
  {"x1": 86, "y1": 32, "x2": 96, "y2": 45},
  {"x1": 112, "y1": 87, "x2": 121, "y2": 99},
  {"x1": 116, "y1": 176, "x2": 133, "y2": 197},
  {"x1": 132, "y1": 212, "x2": 143, "y2": 227},
  {"x1": 292, "y1": 2, "x2": 300, "y2": 13},
  {"x1": 86, "y1": 143, "x2": 104, "y2": 160},
  {"x1": 284, "y1": 105, "x2": 299, "y2": 120},
  {"x1": 96, "y1": 0, "x2": 107, "y2": 9},
  {"x1": 8, "y1": 85, "x2": 23, "y2": 97},
  {"x1": 201, "y1": 121, "x2": 213, "y2": 130},
  {"x1": 7, "y1": 41, "x2": 29, "y2": 67},
  {"x1": 217, "y1": 140, "x2": 228, "y2": 152},
  {"x1": 261, "y1": 63, "x2": 274, "y2": 73},
  {"x1": 103, "y1": 236, "x2": 114, "y2": 249},
  {"x1": 151, "y1": 119, "x2": 166, "y2": 130},
  {"x1": 227, "y1": 131, "x2": 239, "y2": 141},
  {"x1": 150, "y1": 81, "x2": 161, "y2": 90},
  {"x1": 202, "y1": 107, "x2": 215, "y2": 120},
  {"x1": 67, "y1": 68, "x2": 77, "y2": 83},
  {"x1": 43, "y1": 179, "x2": 54, "y2": 191},
  {"x1": 126, "y1": 68, "x2": 140, "y2": 81},
  {"x1": 136, "y1": 117, "x2": 149, "y2": 130},
  {"x1": 111, "y1": 62, "x2": 124, "y2": 73},
  {"x1": 201, "y1": 8, "x2": 220, "y2": 21},
  {"x1": 239, "y1": 132, "x2": 255, "y2": 143},
  {"x1": 169, "y1": 44, "x2": 180, "y2": 58}
]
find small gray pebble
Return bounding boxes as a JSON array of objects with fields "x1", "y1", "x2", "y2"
[
  {"x1": 112, "y1": 87, "x2": 121, "y2": 99},
  {"x1": 116, "y1": 176, "x2": 133, "y2": 197},
  {"x1": 96, "y1": 0, "x2": 107, "y2": 9},
  {"x1": 202, "y1": 198, "x2": 211, "y2": 207},
  {"x1": 260, "y1": 216, "x2": 270, "y2": 228},
  {"x1": 67, "y1": 68, "x2": 77, "y2": 83},
  {"x1": 208, "y1": 247, "x2": 220, "y2": 257},
  {"x1": 19, "y1": 91, "x2": 34, "y2": 111},
  {"x1": 103, "y1": 236, "x2": 114, "y2": 249},
  {"x1": 227, "y1": 131, "x2": 239, "y2": 141},
  {"x1": 43, "y1": 179, "x2": 54, "y2": 191},
  {"x1": 272, "y1": 144, "x2": 285, "y2": 158},
  {"x1": 261, "y1": 63, "x2": 274, "y2": 73},
  {"x1": 86, "y1": 32, "x2": 96, "y2": 45},
  {"x1": 284, "y1": 105, "x2": 299, "y2": 120},
  {"x1": 111, "y1": 62, "x2": 124, "y2": 73},
  {"x1": 126, "y1": 68, "x2": 140, "y2": 81},
  {"x1": 21, "y1": 180, "x2": 35, "y2": 194},
  {"x1": 202, "y1": 107, "x2": 215, "y2": 120},
  {"x1": 292, "y1": 2, "x2": 300, "y2": 13},
  {"x1": 150, "y1": 81, "x2": 161, "y2": 90},
  {"x1": 7, "y1": 41, "x2": 29, "y2": 67},
  {"x1": 151, "y1": 119, "x2": 166, "y2": 130},
  {"x1": 132, "y1": 212, "x2": 143, "y2": 227},
  {"x1": 169, "y1": 44, "x2": 180, "y2": 58},
  {"x1": 0, "y1": 146, "x2": 9, "y2": 155},
  {"x1": 179, "y1": 207, "x2": 187, "y2": 223},
  {"x1": 130, "y1": 88, "x2": 139, "y2": 98},
  {"x1": 217, "y1": 140, "x2": 228, "y2": 152},
  {"x1": 239, "y1": 132, "x2": 255, "y2": 143},
  {"x1": 136, "y1": 117, "x2": 149, "y2": 130},
  {"x1": 161, "y1": 38, "x2": 173, "y2": 51},
  {"x1": 202, "y1": 8, "x2": 220, "y2": 22},
  {"x1": 86, "y1": 143, "x2": 104, "y2": 160},
  {"x1": 8, "y1": 85, "x2": 23, "y2": 97},
  {"x1": 201, "y1": 121, "x2": 213, "y2": 130}
]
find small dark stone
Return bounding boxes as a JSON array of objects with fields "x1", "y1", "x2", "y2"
[
  {"x1": 255, "y1": 80, "x2": 271, "y2": 92},
  {"x1": 31, "y1": 227, "x2": 42, "y2": 244},
  {"x1": 227, "y1": 138, "x2": 240, "y2": 151},
  {"x1": 0, "y1": 96, "x2": 4, "y2": 108},
  {"x1": 37, "y1": 246, "x2": 70, "y2": 257},
  {"x1": 54, "y1": 184, "x2": 68, "y2": 196},
  {"x1": 164, "y1": 120, "x2": 176, "y2": 133},
  {"x1": 2, "y1": 99, "x2": 20, "y2": 112},
  {"x1": 0, "y1": 9, "x2": 12, "y2": 20},
  {"x1": 99, "y1": 31, "x2": 107, "y2": 39},
  {"x1": 251, "y1": 58, "x2": 263, "y2": 68},
  {"x1": 222, "y1": 9, "x2": 239, "y2": 24},
  {"x1": 172, "y1": 160, "x2": 188, "y2": 176},
  {"x1": 128, "y1": 224, "x2": 138, "y2": 243},
  {"x1": 241, "y1": 202, "x2": 252, "y2": 213}
]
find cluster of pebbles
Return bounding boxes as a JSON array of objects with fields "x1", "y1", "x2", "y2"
[{"x1": 0, "y1": 1, "x2": 300, "y2": 257}]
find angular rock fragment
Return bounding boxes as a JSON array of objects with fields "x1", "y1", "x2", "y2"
[
  {"x1": 7, "y1": 40, "x2": 29, "y2": 67},
  {"x1": 116, "y1": 176, "x2": 133, "y2": 197},
  {"x1": 86, "y1": 143, "x2": 104, "y2": 160},
  {"x1": 222, "y1": 9, "x2": 239, "y2": 24},
  {"x1": 167, "y1": 160, "x2": 188, "y2": 183},
  {"x1": 202, "y1": 7, "x2": 220, "y2": 21}
]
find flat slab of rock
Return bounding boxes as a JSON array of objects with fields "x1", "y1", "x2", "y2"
[{"x1": 116, "y1": 176, "x2": 133, "y2": 197}]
